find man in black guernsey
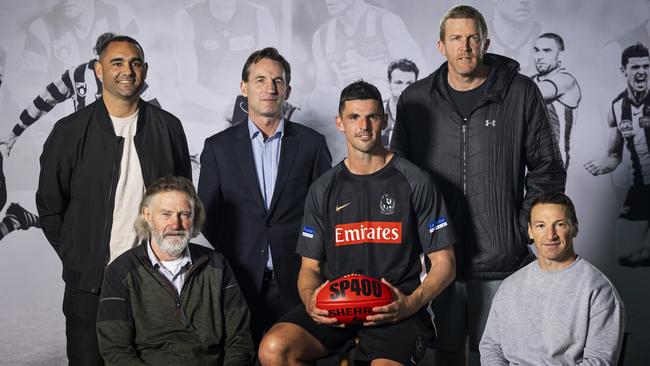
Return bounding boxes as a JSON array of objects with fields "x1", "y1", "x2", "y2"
[
  {"x1": 258, "y1": 81, "x2": 456, "y2": 366},
  {"x1": 585, "y1": 43, "x2": 650, "y2": 267}
]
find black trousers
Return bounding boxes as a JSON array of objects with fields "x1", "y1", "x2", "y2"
[
  {"x1": 63, "y1": 286, "x2": 104, "y2": 366},
  {"x1": 250, "y1": 270, "x2": 288, "y2": 347}
]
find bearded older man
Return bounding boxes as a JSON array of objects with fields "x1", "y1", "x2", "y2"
[{"x1": 96, "y1": 176, "x2": 254, "y2": 365}]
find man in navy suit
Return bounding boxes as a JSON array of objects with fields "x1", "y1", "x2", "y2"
[{"x1": 198, "y1": 47, "x2": 332, "y2": 345}]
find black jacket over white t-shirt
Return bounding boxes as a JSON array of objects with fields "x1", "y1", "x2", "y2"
[{"x1": 36, "y1": 99, "x2": 191, "y2": 293}]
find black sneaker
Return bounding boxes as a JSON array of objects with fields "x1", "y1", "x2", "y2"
[{"x1": 6, "y1": 203, "x2": 40, "y2": 230}]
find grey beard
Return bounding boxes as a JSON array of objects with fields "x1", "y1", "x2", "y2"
[{"x1": 152, "y1": 230, "x2": 190, "y2": 258}]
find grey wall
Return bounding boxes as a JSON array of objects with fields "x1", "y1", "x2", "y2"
[{"x1": 0, "y1": 0, "x2": 648, "y2": 364}]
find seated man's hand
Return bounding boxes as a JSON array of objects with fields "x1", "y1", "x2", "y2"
[
  {"x1": 307, "y1": 281, "x2": 343, "y2": 327},
  {"x1": 363, "y1": 279, "x2": 417, "y2": 326}
]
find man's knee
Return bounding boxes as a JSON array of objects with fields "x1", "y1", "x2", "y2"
[
  {"x1": 258, "y1": 323, "x2": 300, "y2": 365},
  {"x1": 259, "y1": 322, "x2": 330, "y2": 365}
]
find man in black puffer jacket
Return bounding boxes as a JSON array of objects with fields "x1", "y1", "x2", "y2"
[{"x1": 390, "y1": 5, "x2": 565, "y2": 365}]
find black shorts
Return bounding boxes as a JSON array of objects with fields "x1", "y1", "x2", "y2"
[
  {"x1": 279, "y1": 304, "x2": 434, "y2": 365},
  {"x1": 619, "y1": 185, "x2": 650, "y2": 220}
]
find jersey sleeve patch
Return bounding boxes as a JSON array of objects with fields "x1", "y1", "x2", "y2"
[
  {"x1": 428, "y1": 217, "x2": 448, "y2": 233},
  {"x1": 302, "y1": 226, "x2": 316, "y2": 238}
]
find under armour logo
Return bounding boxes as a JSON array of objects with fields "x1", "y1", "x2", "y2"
[{"x1": 485, "y1": 120, "x2": 496, "y2": 127}]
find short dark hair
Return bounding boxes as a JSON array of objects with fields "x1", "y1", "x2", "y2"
[
  {"x1": 134, "y1": 176, "x2": 205, "y2": 241},
  {"x1": 93, "y1": 32, "x2": 116, "y2": 56},
  {"x1": 95, "y1": 34, "x2": 145, "y2": 60},
  {"x1": 621, "y1": 42, "x2": 650, "y2": 67},
  {"x1": 338, "y1": 80, "x2": 384, "y2": 116},
  {"x1": 529, "y1": 192, "x2": 578, "y2": 228},
  {"x1": 538, "y1": 33, "x2": 565, "y2": 51},
  {"x1": 387, "y1": 58, "x2": 419, "y2": 82},
  {"x1": 439, "y1": 5, "x2": 488, "y2": 43},
  {"x1": 241, "y1": 47, "x2": 291, "y2": 85}
]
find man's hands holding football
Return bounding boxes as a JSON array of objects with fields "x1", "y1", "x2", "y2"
[
  {"x1": 306, "y1": 281, "x2": 344, "y2": 327},
  {"x1": 364, "y1": 278, "x2": 417, "y2": 326}
]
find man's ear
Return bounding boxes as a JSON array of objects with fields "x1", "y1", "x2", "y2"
[
  {"x1": 240, "y1": 80, "x2": 248, "y2": 97},
  {"x1": 482, "y1": 38, "x2": 490, "y2": 55},
  {"x1": 94, "y1": 61, "x2": 104, "y2": 82},
  {"x1": 436, "y1": 39, "x2": 446, "y2": 56},
  {"x1": 284, "y1": 85, "x2": 292, "y2": 101},
  {"x1": 527, "y1": 224, "x2": 534, "y2": 240},
  {"x1": 335, "y1": 115, "x2": 345, "y2": 133},
  {"x1": 142, "y1": 206, "x2": 152, "y2": 223}
]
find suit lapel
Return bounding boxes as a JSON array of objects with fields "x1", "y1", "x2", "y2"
[
  {"x1": 268, "y1": 122, "x2": 298, "y2": 216},
  {"x1": 233, "y1": 123, "x2": 267, "y2": 213}
]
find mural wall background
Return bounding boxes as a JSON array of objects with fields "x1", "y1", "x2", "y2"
[{"x1": 0, "y1": 0, "x2": 648, "y2": 364}]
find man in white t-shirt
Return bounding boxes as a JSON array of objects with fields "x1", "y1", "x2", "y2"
[{"x1": 36, "y1": 34, "x2": 191, "y2": 365}]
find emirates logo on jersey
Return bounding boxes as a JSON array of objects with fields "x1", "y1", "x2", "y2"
[{"x1": 334, "y1": 221, "x2": 402, "y2": 246}]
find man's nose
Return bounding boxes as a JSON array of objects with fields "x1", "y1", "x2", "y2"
[
  {"x1": 169, "y1": 215, "x2": 182, "y2": 229},
  {"x1": 546, "y1": 226, "x2": 558, "y2": 239},
  {"x1": 123, "y1": 63, "x2": 134, "y2": 75},
  {"x1": 266, "y1": 80, "x2": 278, "y2": 94},
  {"x1": 463, "y1": 37, "x2": 472, "y2": 51}
]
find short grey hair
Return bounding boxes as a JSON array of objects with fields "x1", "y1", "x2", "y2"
[
  {"x1": 134, "y1": 176, "x2": 205, "y2": 241},
  {"x1": 439, "y1": 5, "x2": 489, "y2": 46}
]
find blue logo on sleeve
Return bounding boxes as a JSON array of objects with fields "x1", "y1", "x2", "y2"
[
  {"x1": 302, "y1": 226, "x2": 315, "y2": 238},
  {"x1": 428, "y1": 217, "x2": 448, "y2": 233}
]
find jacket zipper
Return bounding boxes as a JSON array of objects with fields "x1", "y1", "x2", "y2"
[
  {"x1": 169, "y1": 256, "x2": 208, "y2": 328},
  {"x1": 461, "y1": 117, "x2": 468, "y2": 195},
  {"x1": 144, "y1": 260, "x2": 192, "y2": 328},
  {"x1": 160, "y1": 272, "x2": 192, "y2": 328},
  {"x1": 93, "y1": 137, "x2": 123, "y2": 293},
  {"x1": 175, "y1": 296, "x2": 191, "y2": 328}
]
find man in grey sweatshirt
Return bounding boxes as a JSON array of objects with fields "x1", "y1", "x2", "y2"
[{"x1": 480, "y1": 192, "x2": 625, "y2": 365}]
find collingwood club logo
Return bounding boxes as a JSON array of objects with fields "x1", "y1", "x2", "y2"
[
  {"x1": 379, "y1": 193, "x2": 395, "y2": 215},
  {"x1": 485, "y1": 119, "x2": 496, "y2": 127},
  {"x1": 75, "y1": 82, "x2": 87, "y2": 97}
]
